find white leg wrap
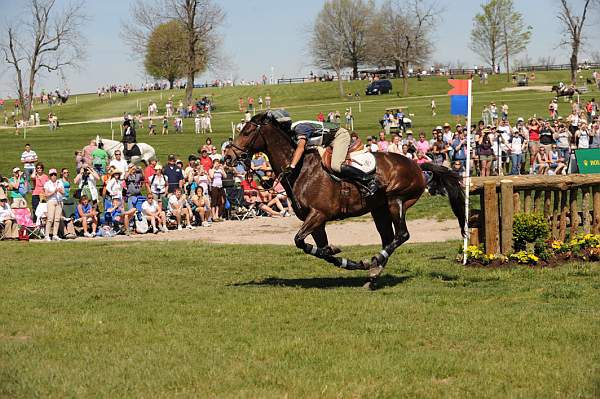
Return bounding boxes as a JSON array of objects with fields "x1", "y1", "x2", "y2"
[
  {"x1": 310, "y1": 246, "x2": 318, "y2": 255},
  {"x1": 396, "y1": 199, "x2": 403, "y2": 215},
  {"x1": 380, "y1": 250, "x2": 389, "y2": 259},
  {"x1": 341, "y1": 258, "x2": 348, "y2": 268}
]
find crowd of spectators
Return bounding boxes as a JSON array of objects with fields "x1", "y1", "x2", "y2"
[
  {"x1": 365, "y1": 98, "x2": 599, "y2": 177},
  {"x1": 0, "y1": 134, "x2": 293, "y2": 241}
]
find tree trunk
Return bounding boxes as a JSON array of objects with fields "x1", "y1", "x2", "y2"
[
  {"x1": 570, "y1": 45, "x2": 578, "y2": 85},
  {"x1": 394, "y1": 59, "x2": 401, "y2": 79},
  {"x1": 505, "y1": 49, "x2": 510, "y2": 82},
  {"x1": 352, "y1": 61, "x2": 358, "y2": 80},
  {"x1": 185, "y1": 71, "x2": 194, "y2": 105},
  {"x1": 168, "y1": 78, "x2": 175, "y2": 90},
  {"x1": 335, "y1": 69, "x2": 345, "y2": 97},
  {"x1": 401, "y1": 62, "x2": 409, "y2": 96}
]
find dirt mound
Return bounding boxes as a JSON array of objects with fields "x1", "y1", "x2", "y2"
[{"x1": 501, "y1": 85, "x2": 552, "y2": 92}]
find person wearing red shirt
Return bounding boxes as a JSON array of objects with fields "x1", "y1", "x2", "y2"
[
  {"x1": 198, "y1": 150, "x2": 213, "y2": 172},
  {"x1": 240, "y1": 173, "x2": 281, "y2": 217},
  {"x1": 144, "y1": 159, "x2": 157, "y2": 181}
]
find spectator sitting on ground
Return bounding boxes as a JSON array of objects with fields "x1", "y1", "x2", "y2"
[
  {"x1": 548, "y1": 145, "x2": 566, "y2": 175},
  {"x1": 190, "y1": 186, "x2": 212, "y2": 226},
  {"x1": 0, "y1": 191, "x2": 19, "y2": 239},
  {"x1": 75, "y1": 195, "x2": 98, "y2": 237},
  {"x1": 142, "y1": 193, "x2": 167, "y2": 233},
  {"x1": 168, "y1": 187, "x2": 195, "y2": 230},
  {"x1": 105, "y1": 197, "x2": 135, "y2": 235},
  {"x1": 240, "y1": 173, "x2": 282, "y2": 217}
]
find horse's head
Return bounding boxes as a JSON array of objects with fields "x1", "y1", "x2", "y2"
[{"x1": 224, "y1": 111, "x2": 292, "y2": 167}]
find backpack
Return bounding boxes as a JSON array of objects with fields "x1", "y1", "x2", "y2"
[{"x1": 135, "y1": 212, "x2": 149, "y2": 234}]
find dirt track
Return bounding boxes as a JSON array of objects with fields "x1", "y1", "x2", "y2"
[{"x1": 99, "y1": 217, "x2": 462, "y2": 246}]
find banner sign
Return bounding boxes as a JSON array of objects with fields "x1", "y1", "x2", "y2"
[{"x1": 575, "y1": 149, "x2": 600, "y2": 174}]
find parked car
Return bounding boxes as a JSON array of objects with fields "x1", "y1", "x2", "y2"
[{"x1": 365, "y1": 80, "x2": 392, "y2": 95}]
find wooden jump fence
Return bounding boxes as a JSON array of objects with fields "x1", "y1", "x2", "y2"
[{"x1": 468, "y1": 175, "x2": 600, "y2": 254}]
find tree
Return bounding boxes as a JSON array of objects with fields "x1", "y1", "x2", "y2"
[
  {"x1": 469, "y1": 0, "x2": 504, "y2": 72},
  {"x1": 371, "y1": 0, "x2": 439, "y2": 96},
  {"x1": 144, "y1": 21, "x2": 187, "y2": 89},
  {"x1": 557, "y1": 0, "x2": 597, "y2": 84},
  {"x1": 498, "y1": 0, "x2": 531, "y2": 81},
  {"x1": 310, "y1": 3, "x2": 348, "y2": 97},
  {"x1": 1, "y1": 0, "x2": 87, "y2": 119},
  {"x1": 124, "y1": 0, "x2": 224, "y2": 105}
]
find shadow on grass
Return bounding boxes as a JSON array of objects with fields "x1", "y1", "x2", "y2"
[{"x1": 231, "y1": 274, "x2": 412, "y2": 289}]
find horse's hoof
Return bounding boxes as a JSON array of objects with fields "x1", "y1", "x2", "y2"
[
  {"x1": 363, "y1": 279, "x2": 378, "y2": 290},
  {"x1": 369, "y1": 265, "x2": 384, "y2": 279}
]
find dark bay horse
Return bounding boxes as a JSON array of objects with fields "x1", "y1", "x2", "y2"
[
  {"x1": 225, "y1": 113, "x2": 465, "y2": 288},
  {"x1": 551, "y1": 85, "x2": 580, "y2": 100}
]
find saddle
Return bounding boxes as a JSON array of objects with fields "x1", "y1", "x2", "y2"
[{"x1": 320, "y1": 138, "x2": 376, "y2": 175}]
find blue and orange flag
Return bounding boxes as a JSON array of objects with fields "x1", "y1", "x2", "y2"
[{"x1": 448, "y1": 79, "x2": 470, "y2": 116}]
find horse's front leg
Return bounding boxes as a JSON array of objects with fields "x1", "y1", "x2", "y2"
[
  {"x1": 295, "y1": 210, "x2": 361, "y2": 270},
  {"x1": 311, "y1": 225, "x2": 342, "y2": 257}
]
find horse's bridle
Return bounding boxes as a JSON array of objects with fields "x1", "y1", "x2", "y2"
[{"x1": 228, "y1": 120, "x2": 265, "y2": 165}]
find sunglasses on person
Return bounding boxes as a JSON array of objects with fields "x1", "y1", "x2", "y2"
[
  {"x1": 115, "y1": 152, "x2": 122, "y2": 156},
  {"x1": 49, "y1": 173, "x2": 57, "y2": 176}
]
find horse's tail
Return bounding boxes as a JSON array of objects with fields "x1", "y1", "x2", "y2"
[{"x1": 419, "y1": 163, "x2": 466, "y2": 236}]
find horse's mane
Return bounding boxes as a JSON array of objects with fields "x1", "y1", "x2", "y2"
[{"x1": 250, "y1": 112, "x2": 295, "y2": 147}]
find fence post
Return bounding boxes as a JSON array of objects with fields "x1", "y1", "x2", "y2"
[
  {"x1": 524, "y1": 190, "x2": 532, "y2": 213},
  {"x1": 560, "y1": 192, "x2": 568, "y2": 241},
  {"x1": 484, "y1": 181, "x2": 500, "y2": 254},
  {"x1": 594, "y1": 185, "x2": 600, "y2": 234},
  {"x1": 570, "y1": 189, "x2": 579, "y2": 237},
  {"x1": 552, "y1": 191, "x2": 560, "y2": 240},
  {"x1": 582, "y1": 186, "x2": 591, "y2": 234},
  {"x1": 544, "y1": 191, "x2": 552, "y2": 219},
  {"x1": 500, "y1": 180, "x2": 514, "y2": 254}
]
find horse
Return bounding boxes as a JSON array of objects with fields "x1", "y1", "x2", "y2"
[
  {"x1": 95, "y1": 135, "x2": 156, "y2": 165},
  {"x1": 225, "y1": 112, "x2": 466, "y2": 289},
  {"x1": 551, "y1": 85, "x2": 580, "y2": 100}
]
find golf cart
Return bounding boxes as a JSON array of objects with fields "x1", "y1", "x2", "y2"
[{"x1": 517, "y1": 73, "x2": 529, "y2": 87}]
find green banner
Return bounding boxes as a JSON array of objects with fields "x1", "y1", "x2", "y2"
[{"x1": 575, "y1": 149, "x2": 600, "y2": 174}]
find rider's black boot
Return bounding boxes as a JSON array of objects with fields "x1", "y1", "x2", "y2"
[{"x1": 339, "y1": 164, "x2": 380, "y2": 196}]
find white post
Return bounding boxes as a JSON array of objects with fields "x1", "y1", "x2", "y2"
[
  {"x1": 76, "y1": 96, "x2": 78, "y2": 105},
  {"x1": 463, "y1": 79, "x2": 473, "y2": 265},
  {"x1": 110, "y1": 120, "x2": 113, "y2": 129},
  {"x1": 359, "y1": 102, "x2": 362, "y2": 112},
  {"x1": 24, "y1": 125, "x2": 27, "y2": 140},
  {"x1": 231, "y1": 121, "x2": 235, "y2": 135},
  {"x1": 111, "y1": 128, "x2": 114, "y2": 141}
]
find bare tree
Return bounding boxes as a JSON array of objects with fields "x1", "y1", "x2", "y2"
[
  {"x1": 371, "y1": 0, "x2": 440, "y2": 96},
  {"x1": 310, "y1": 4, "x2": 348, "y2": 97},
  {"x1": 469, "y1": 0, "x2": 503, "y2": 72},
  {"x1": 557, "y1": 0, "x2": 597, "y2": 84},
  {"x1": 124, "y1": 0, "x2": 224, "y2": 105},
  {"x1": 1, "y1": 0, "x2": 87, "y2": 119}
]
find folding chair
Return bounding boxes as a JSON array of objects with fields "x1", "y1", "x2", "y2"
[
  {"x1": 224, "y1": 187, "x2": 255, "y2": 221},
  {"x1": 13, "y1": 208, "x2": 44, "y2": 240}
]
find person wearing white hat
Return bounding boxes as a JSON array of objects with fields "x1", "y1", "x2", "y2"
[
  {"x1": 0, "y1": 191, "x2": 19, "y2": 239},
  {"x1": 105, "y1": 168, "x2": 124, "y2": 201},
  {"x1": 43, "y1": 168, "x2": 65, "y2": 241}
]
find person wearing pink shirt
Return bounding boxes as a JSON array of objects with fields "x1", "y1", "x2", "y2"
[
  {"x1": 416, "y1": 133, "x2": 431, "y2": 154},
  {"x1": 377, "y1": 131, "x2": 389, "y2": 152},
  {"x1": 31, "y1": 163, "x2": 49, "y2": 221}
]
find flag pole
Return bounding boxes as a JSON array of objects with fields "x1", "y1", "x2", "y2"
[{"x1": 463, "y1": 79, "x2": 473, "y2": 264}]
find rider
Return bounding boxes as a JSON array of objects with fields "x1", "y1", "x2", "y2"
[
  {"x1": 287, "y1": 122, "x2": 380, "y2": 195},
  {"x1": 122, "y1": 119, "x2": 137, "y2": 161}
]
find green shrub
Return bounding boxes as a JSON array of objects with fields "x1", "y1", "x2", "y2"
[{"x1": 513, "y1": 213, "x2": 549, "y2": 251}]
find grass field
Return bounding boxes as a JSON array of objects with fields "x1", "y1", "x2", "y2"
[{"x1": 1, "y1": 241, "x2": 599, "y2": 398}]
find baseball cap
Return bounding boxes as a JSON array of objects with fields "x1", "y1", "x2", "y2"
[
  {"x1": 48, "y1": 168, "x2": 58, "y2": 175},
  {"x1": 517, "y1": 117, "x2": 524, "y2": 122},
  {"x1": 168, "y1": 154, "x2": 176, "y2": 161},
  {"x1": 435, "y1": 125, "x2": 443, "y2": 130},
  {"x1": 176, "y1": 159, "x2": 183, "y2": 164},
  {"x1": 12, "y1": 167, "x2": 21, "y2": 173}
]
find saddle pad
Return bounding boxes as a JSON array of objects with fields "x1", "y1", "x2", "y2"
[{"x1": 349, "y1": 152, "x2": 376, "y2": 174}]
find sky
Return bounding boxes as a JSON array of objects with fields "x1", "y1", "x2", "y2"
[{"x1": 0, "y1": 0, "x2": 598, "y2": 96}]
